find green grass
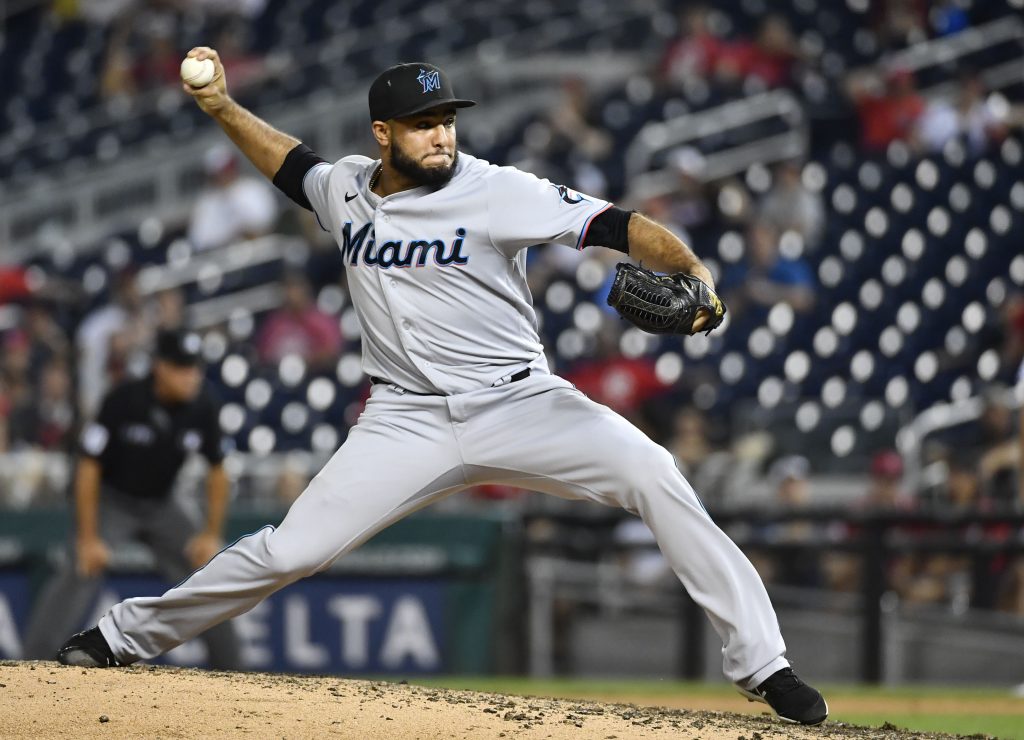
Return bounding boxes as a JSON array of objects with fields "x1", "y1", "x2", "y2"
[
  {"x1": 829, "y1": 713, "x2": 1022, "y2": 739},
  {"x1": 406, "y1": 677, "x2": 1024, "y2": 739}
]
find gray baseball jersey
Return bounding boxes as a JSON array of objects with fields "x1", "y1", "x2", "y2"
[
  {"x1": 302, "y1": 152, "x2": 610, "y2": 394},
  {"x1": 98, "y1": 152, "x2": 791, "y2": 689}
]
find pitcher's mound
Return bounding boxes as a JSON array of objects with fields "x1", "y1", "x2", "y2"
[{"x1": 0, "y1": 661, "x2": 965, "y2": 739}]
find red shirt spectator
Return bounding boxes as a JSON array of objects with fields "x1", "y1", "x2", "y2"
[
  {"x1": 658, "y1": 6, "x2": 725, "y2": 84},
  {"x1": 852, "y1": 68, "x2": 926, "y2": 152},
  {"x1": 256, "y1": 273, "x2": 343, "y2": 369},
  {"x1": 565, "y1": 356, "x2": 666, "y2": 416},
  {"x1": 0, "y1": 267, "x2": 31, "y2": 304},
  {"x1": 717, "y1": 42, "x2": 794, "y2": 89},
  {"x1": 715, "y1": 15, "x2": 800, "y2": 90}
]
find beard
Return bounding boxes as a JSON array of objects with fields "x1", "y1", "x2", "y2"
[{"x1": 389, "y1": 139, "x2": 458, "y2": 187}]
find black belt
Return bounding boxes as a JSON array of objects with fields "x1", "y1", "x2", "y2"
[{"x1": 370, "y1": 368, "x2": 530, "y2": 395}]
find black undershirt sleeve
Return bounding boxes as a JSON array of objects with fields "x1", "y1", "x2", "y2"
[
  {"x1": 582, "y1": 206, "x2": 632, "y2": 254},
  {"x1": 273, "y1": 143, "x2": 327, "y2": 211}
]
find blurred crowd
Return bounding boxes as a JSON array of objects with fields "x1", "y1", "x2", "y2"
[
  {"x1": 53, "y1": 0, "x2": 272, "y2": 101},
  {"x1": 2, "y1": 0, "x2": 1024, "y2": 623}
]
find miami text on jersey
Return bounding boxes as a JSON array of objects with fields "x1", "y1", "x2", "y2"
[{"x1": 340, "y1": 222, "x2": 470, "y2": 269}]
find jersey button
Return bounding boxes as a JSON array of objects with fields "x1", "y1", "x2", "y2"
[
  {"x1": 389, "y1": 279, "x2": 397, "y2": 288},
  {"x1": 402, "y1": 320, "x2": 411, "y2": 330}
]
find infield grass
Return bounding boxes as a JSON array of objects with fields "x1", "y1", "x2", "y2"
[{"x1": 411, "y1": 677, "x2": 1024, "y2": 739}]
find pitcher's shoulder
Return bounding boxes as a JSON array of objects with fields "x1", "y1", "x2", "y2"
[
  {"x1": 455, "y1": 152, "x2": 502, "y2": 179},
  {"x1": 335, "y1": 154, "x2": 377, "y2": 174},
  {"x1": 456, "y1": 154, "x2": 529, "y2": 188}
]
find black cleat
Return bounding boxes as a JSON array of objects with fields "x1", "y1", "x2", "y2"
[
  {"x1": 737, "y1": 667, "x2": 828, "y2": 725},
  {"x1": 57, "y1": 627, "x2": 121, "y2": 668}
]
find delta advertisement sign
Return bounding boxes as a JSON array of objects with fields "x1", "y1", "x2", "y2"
[{"x1": 0, "y1": 573, "x2": 445, "y2": 674}]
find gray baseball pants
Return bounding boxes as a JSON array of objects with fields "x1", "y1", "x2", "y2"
[
  {"x1": 24, "y1": 487, "x2": 241, "y2": 670},
  {"x1": 99, "y1": 373, "x2": 788, "y2": 687}
]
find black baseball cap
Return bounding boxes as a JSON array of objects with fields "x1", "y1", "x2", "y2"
[
  {"x1": 368, "y1": 63, "x2": 475, "y2": 122},
  {"x1": 155, "y1": 329, "x2": 203, "y2": 367}
]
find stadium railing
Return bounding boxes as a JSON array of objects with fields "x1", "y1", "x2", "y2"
[
  {"x1": 898, "y1": 384, "x2": 1023, "y2": 494},
  {"x1": 524, "y1": 506, "x2": 1024, "y2": 684}
]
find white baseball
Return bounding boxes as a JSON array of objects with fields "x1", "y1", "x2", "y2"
[{"x1": 180, "y1": 57, "x2": 215, "y2": 88}]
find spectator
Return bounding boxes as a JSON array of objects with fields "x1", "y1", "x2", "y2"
[
  {"x1": 563, "y1": 325, "x2": 666, "y2": 424},
  {"x1": 151, "y1": 287, "x2": 187, "y2": 332},
  {"x1": 758, "y1": 160, "x2": 825, "y2": 251},
  {"x1": 187, "y1": 145, "x2": 279, "y2": 251},
  {"x1": 98, "y1": 24, "x2": 137, "y2": 100},
  {"x1": 945, "y1": 449, "x2": 987, "y2": 511},
  {"x1": 0, "y1": 267, "x2": 32, "y2": 305},
  {"x1": 255, "y1": 272, "x2": 343, "y2": 369},
  {"x1": 891, "y1": 552, "x2": 971, "y2": 607},
  {"x1": 930, "y1": 0, "x2": 971, "y2": 37},
  {"x1": 918, "y1": 71, "x2": 1008, "y2": 155},
  {"x1": 0, "y1": 266, "x2": 80, "y2": 308},
  {"x1": 716, "y1": 14, "x2": 802, "y2": 92},
  {"x1": 210, "y1": 20, "x2": 271, "y2": 94},
  {"x1": 7, "y1": 359, "x2": 75, "y2": 451},
  {"x1": 749, "y1": 455, "x2": 823, "y2": 588},
  {"x1": 543, "y1": 77, "x2": 613, "y2": 196},
  {"x1": 847, "y1": 66, "x2": 926, "y2": 153},
  {"x1": 862, "y1": 450, "x2": 914, "y2": 510},
  {"x1": 22, "y1": 299, "x2": 70, "y2": 373},
  {"x1": 834, "y1": 451, "x2": 916, "y2": 587},
  {"x1": 872, "y1": 0, "x2": 928, "y2": 51},
  {"x1": 657, "y1": 5, "x2": 725, "y2": 88},
  {"x1": 720, "y1": 219, "x2": 815, "y2": 320},
  {"x1": 137, "y1": 24, "x2": 185, "y2": 91},
  {"x1": 664, "y1": 406, "x2": 739, "y2": 507},
  {"x1": 664, "y1": 146, "x2": 712, "y2": 236},
  {"x1": 75, "y1": 269, "x2": 149, "y2": 418},
  {"x1": 1, "y1": 330, "x2": 33, "y2": 412},
  {"x1": 972, "y1": 387, "x2": 1019, "y2": 505},
  {"x1": 668, "y1": 406, "x2": 713, "y2": 478},
  {"x1": 997, "y1": 556, "x2": 1024, "y2": 616},
  {"x1": 635, "y1": 193, "x2": 690, "y2": 247}
]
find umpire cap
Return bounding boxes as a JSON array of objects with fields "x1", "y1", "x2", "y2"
[
  {"x1": 368, "y1": 63, "x2": 475, "y2": 121},
  {"x1": 155, "y1": 329, "x2": 203, "y2": 367}
]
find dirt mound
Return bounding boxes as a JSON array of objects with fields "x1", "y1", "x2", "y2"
[{"x1": 0, "y1": 661, "x2": 975, "y2": 739}]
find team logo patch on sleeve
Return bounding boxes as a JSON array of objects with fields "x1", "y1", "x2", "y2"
[{"x1": 551, "y1": 184, "x2": 586, "y2": 205}]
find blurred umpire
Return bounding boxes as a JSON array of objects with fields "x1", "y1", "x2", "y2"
[{"x1": 23, "y1": 329, "x2": 241, "y2": 669}]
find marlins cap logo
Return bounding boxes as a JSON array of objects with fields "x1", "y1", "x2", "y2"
[{"x1": 417, "y1": 68, "x2": 441, "y2": 94}]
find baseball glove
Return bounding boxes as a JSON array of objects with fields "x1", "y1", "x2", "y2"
[{"x1": 606, "y1": 262, "x2": 727, "y2": 336}]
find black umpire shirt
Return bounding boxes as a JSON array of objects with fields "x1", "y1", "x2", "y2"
[{"x1": 78, "y1": 376, "x2": 226, "y2": 499}]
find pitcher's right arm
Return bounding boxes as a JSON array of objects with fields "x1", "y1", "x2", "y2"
[{"x1": 182, "y1": 47, "x2": 325, "y2": 210}]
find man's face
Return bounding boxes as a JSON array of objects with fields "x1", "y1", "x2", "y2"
[
  {"x1": 154, "y1": 359, "x2": 203, "y2": 403},
  {"x1": 387, "y1": 107, "x2": 459, "y2": 187}
]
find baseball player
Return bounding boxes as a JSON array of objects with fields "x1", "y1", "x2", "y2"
[
  {"x1": 28, "y1": 329, "x2": 241, "y2": 669},
  {"x1": 58, "y1": 49, "x2": 827, "y2": 725}
]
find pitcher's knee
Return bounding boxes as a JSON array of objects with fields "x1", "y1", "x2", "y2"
[
  {"x1": 613, "y1": 444, "x2": 681, "y2": 506},
  {"x1": 265, "y1": 541, "x2": 323, "y2": 581}
]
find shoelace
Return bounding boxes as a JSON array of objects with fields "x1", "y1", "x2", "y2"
[{"x1": 763, "y1": 668, "x2": 805, "y2": 696}]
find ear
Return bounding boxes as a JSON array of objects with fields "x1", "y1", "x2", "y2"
[{"x1": 371, "y1": 121, "x2": 390, "y2": 148}]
